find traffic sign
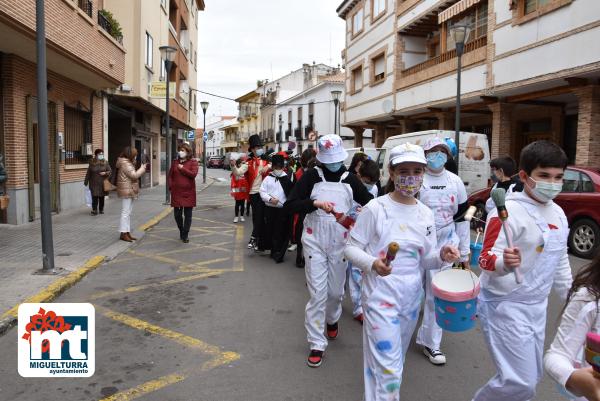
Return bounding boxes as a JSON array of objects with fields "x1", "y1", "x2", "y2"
[{"x1": 187, "y1": 130, "x2": 195, "y2": 140}]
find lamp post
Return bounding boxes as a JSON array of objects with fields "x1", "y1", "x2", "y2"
[
  {"x1": 200, "y1": 101, "x2": 209, "y2": 184},
  {"x1": 450, "y1": 23, "x2": 470, "y2": 172},
  {"x1": 278, "y1": 114, "x2": 283, "y2": 148},
  {"x1": 331, "y1": 90, "x2": 342, "y2": 136},
  {"x1": 159, "y1": 45, "x2": 177, "y2": 204}
]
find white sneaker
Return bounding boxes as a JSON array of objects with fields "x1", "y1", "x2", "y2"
[
  {"x1": 423, "y1": 347, "x2": 446, "y2": 365},
  {"x1": 287, "y1": 244, "x2": 297, "y2": 251},
  {"x1": 233, "y1": 217, "x2": 239, "y2": 223},
  {"x1": 240, "y1": 216, "x2": 245, "y2": 222}
]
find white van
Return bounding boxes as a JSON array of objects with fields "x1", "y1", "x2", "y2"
[
  {"x1": 344, "y1": 147, "x2": 382, "y2": 168},
  {"x1": 377, "y1": 130, "x2": 490, "y2": 195}
]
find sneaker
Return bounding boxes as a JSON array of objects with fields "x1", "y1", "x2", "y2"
[
  {"x1": 240, "y1": 216, "x2": 245, "y2": 222},
  {"x1": 233, "y1": 217, "x2": 239, "y2": 223},
  {"x1": 353, "y1": 314, "x2": 364, "y2": 325},
  {"x1": 247, "y1": 238, "x2": 256, "y2": 249},
  {"x1": 423, "y1": 347, "x2": 446, "y2": 365},
  {"x1": 295, "y1": 257, "x2": 305, "y2": 269},
  {"x1": 91, "y1": 210, "x2": 98, "y2": 216},
  {"x1": 307, "y1": 350, "x2": 324, "y2": 368},
  {"x1": 326, "y1": 322, "x2": 339, "y2": 340},
  {"x1": 287, "y1": 243, "x2": 297, "y2": 251}
]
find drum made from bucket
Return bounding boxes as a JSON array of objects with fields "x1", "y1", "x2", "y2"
[
  {"x1": 432, "y1": 269, "x2": 480, "y2": 333},
  {"x1": 470, "y1": 242, "x2": 483, "y2": 272}
]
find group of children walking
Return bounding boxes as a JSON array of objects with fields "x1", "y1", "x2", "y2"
[{"x1": 233, "y1": 131, "x2": 600, "y2": 400}]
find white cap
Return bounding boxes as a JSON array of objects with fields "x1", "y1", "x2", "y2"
[
  {"x1": 316, "y1": 134, "x2": 348, "y2": 164},
  {"x1": 389, "y1": 143, "x2": 427, "y2": 166},
  {"x1": 423, "y1": 137, "x2": 451, "y2": 153}
]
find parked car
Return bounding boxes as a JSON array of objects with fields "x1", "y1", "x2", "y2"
[
  {"x1": 468, "y1": 166, "x2": 600, "y2": 259},
  {"x1": 207, "y1": 156, "x2": 225, "y2": 168}
]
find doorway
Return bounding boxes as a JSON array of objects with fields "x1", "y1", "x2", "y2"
[
  {"x1": 134, "y1": 137, "x2": 151, "y2": 188},
  {"x1": 26, "y1": 96, "x2": 60, "y2": 222}
]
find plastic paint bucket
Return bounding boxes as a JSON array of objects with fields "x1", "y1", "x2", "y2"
[
  {"x1": 432, "y1": 269, "x2": 480, "y2": 332},
  {"x1": 470, "y1": 242, "x2": 483, "y2": 271}
]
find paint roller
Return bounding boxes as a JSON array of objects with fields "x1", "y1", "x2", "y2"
[
  {"x1": 490, "y1": 188, "x2": 523, "y2": 284},
  {"x1": 385, "y1": 242, "x2": 400, "y2": 267}
]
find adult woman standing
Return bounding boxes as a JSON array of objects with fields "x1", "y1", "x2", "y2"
[
  {"x1": 168, "y1": 143, "x2": 199, "y2": 243},
  {"x1": 116, "y1": 146, "x2": 147, "y2": 242},
  {"x1": 84, "y1": 149, "x2": 111, "y2": 216}
]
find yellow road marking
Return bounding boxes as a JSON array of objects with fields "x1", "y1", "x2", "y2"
[
  {"x1": 99, "y1": 372, "x2": 186, "y2": 401},
  {"x1": 195, "y1": 205, "x2": 230, "y2": 212},
  {"x1": 127, "y1": 249, "x2": 184, "y2": 266},
  {"x1": 156, "y1": 242, "x2": 232, "y2": 256},
  {"x1": 233, "y1": 226, "x2": 245, "y2": 272},
  {"x1": 178, "y1": 257, "x2": 232, "y2": 272},
  {"x1": 137, "y1": 206, "x2": 173, "y2": 232},
  {"x1": 1, "y1": 256, "x2": 105, "y2": 319},
  {"x1": 194, "y1": 217, "x2": 237, "y2": 227},
  {"x1": 89, "y1": 271, "x2": 223, "y2": 300}
]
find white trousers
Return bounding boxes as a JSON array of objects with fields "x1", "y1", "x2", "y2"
[
  {"x1": 303, "y1": 216, "x2": 348, "y2": 351},
  {"x1": 363, "y1": 279, "x2": 422, "y2": 401},
  {"x1": 119, "y1": 198, "x2": 134, "y2": 233},
  {"x1": 416, "y1": 265, "x2": 450, "y2": 350},
  {"x1": 472, "y1": 299, "x2": 547, "y2": 401}
]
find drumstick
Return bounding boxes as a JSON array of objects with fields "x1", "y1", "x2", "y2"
[
  {"x1": 490, "y1": 188, "x2": 523, "y2": 284},
  {"x1": 385, "y1": 242, "x2": 400, "y2": 267}
]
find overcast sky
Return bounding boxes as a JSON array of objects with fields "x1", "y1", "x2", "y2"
[{"x1": 196, "y1": 0, "x2": 346, "y2": 122}]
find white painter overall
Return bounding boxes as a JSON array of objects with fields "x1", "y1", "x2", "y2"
[
  {"x1": 473, "y1": 201, "x2": 568, "y2": 401},
  {"x1": 303, "y1": 167, "x2": 353, "y2": 351}
]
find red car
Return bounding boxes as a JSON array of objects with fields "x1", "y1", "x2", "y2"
[
  {"x1": 207, "y1": 156, "x2": 225, "y2": 168},
  {"x1": 468, "y1": 166, "x2": 600, "y2": 259}
]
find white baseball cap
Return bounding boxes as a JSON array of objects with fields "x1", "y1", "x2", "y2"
[
  {"x1": 316, "y1": 134, "x2": 348, "y2": 164},
  {"x1": 389, "y1": 143, "x2": 427, "y2": 166},
  {"x1": 423, "y1": 137, "x2": 451, "y2": 153}
]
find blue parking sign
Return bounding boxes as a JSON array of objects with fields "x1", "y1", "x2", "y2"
[{"x1": 187, "y1": 130, "x2": 195, "y2": 140}]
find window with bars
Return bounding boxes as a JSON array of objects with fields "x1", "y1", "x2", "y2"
[
  {"x1": 525, "y1": 0, "x2": 552, "y2": 14},
  {"x1": 64, "y1": 106, "x2": 92, "y2": 165}
]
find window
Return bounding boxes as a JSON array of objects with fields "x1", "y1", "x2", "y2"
[
  {"x1": 352, "y1": 8, "x2": 364, "y2": 36},
  {"x1": 64, "y1": 106, "x2": 92, "y2": 165},
  {"x1": 445, "y1": 1, "x2": 488, "y2": 50},
  {"x1": 145, "y1": 32, "x2": 153, "y2": 69},
  {"x1": 562, "y1": 169, "x2": 580, "y2": 193},
  {"x1": 372, "y1": 0, "x2": 386, "y2": 19},
  {"x1": 371, "y1": 52, "x2": 386, "y2": 84},
  {"x1": 581, "y1": 172, "x2": 595, "y2": 193},
  {"x1": 351, "y1": 65, "x2": 363, "y2": 94},
  {"x1": 525, "y1": 0, "x2": 551, "y2": 14}
]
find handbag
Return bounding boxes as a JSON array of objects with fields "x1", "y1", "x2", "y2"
[
  {"x1": 103, "y1": 178, "x2": 116, "y2": 192},
  {"x1": 0, "y1": 194, "x2": 9, "y2": 210}
]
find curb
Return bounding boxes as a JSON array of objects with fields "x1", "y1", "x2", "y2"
[{"x1": 0, "y1": 178, "x2": 216, "y2": 336}]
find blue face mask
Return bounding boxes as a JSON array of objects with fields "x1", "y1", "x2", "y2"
[
  {"x1": 324, "y1": 162, "x2": 343, "y2": 172},
  {"x1": 255, "y1": 149, "x2": 265, "y2": 157},
  {"x1": 426, "y1": 151, "x2": 447, "y2": 171}
]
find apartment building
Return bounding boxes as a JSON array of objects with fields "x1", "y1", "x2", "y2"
[
  {"x1": 221, "y1": 120, "x2": 240, "y2": 154},
  {"x1": 0, "y1": 0, "x2": 126, "y2": 224},
  {"x1": 337, "y1": 0, "x2": 600, "y2": 165},
  {"x1": 104, "y1": 0, "x2": 203, "y2": 188},
  {"x1": 235, "y1": 90, "x2": 261, "y2": 152},
  {"x1": 204, "y1": 116, "x2": 236, "y2": 157}
]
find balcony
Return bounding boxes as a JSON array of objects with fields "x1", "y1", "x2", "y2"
[
  {"x1": 98, "y1": 10, "x2": 123, "y2": 45},
  {"x1": 78, "y1": 0, "x2": 92, "y2": 18},
  {"x1": 397, "y1": 36, "x2": 487, "y2": 89},
  {"x1": 294, "y1": 128, "x2": 302, "y2": 140}
]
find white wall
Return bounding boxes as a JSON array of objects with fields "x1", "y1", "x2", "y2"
[
  {"x1": 403, "y1": 36, "x2": 428, "y2": 69},
  {"x1": 397, "y1": 0, "x2": 443, "y2": 30}
]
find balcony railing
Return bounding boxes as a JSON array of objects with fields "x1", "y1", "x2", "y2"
[
  {"x1": 98, "y1": 10, "x2": 123, "y2": 44},
  {"x1": 78, "y1": 0, "x2": 92, "y2": 18},
  {"x1": 402, "y1": 36, "x2": 487, "y2": 77},
  {"x1": 294, "y1": 127, "x2": 302, "y2": 140}
]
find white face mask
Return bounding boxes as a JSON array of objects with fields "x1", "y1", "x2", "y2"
[
  {"x1": 528, "y1": 177, "x2": 563, "y2": 203},
  {"x1": 178, "y1": 151, "x2": 187, "y2": 159},
  {"x1": 97, "y1": 154, "x2": 104, "y2": 161}
]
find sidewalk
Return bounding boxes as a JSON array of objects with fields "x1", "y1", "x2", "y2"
[{"x1": 0, "y1": 177, "x2": 213, "y2": 328}]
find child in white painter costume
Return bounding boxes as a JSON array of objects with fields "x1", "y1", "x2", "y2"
[{"x1": 344, "y1": 143, "x2": 460, "y2": 401}]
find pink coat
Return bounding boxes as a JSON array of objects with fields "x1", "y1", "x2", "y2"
[{"x1": 168, "y1": 159, "x2": 199, "y2": 207}]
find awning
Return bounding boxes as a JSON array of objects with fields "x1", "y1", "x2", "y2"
[{"x1": 438, "y1": 0, "x2": 481, "y2": 24}]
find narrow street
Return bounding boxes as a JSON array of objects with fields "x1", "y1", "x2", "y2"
[{"x1": 0, "y1": 169, "x2": 586, "y2": 400}]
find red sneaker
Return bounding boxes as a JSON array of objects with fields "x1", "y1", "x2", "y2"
[
  {"x1": 326, "y1": 322, "x2": 339, "y2": 340},
  {"x1": 307, "y1": 350, "x2": 323, "y2": 367},
  {"x1": 354, "y1": 314, "x2": 364, "y2": 325}
]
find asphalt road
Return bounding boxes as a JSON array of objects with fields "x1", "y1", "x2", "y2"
[{"x1": 0, "y1": 167, "x2": 589, "y2": 401}]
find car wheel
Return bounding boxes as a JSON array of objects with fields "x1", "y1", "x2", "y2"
[
  {"x1": 471, "y1": 202, "x2": 487, "y2": 231},
  {"x1": 568, "y1": 218, "x2": 599, "y2": 259}
]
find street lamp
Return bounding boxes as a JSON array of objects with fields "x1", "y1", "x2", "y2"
[
  {"x1": 278, "y1": 114, "x2": 283, "y2": 147},
  {"x1": 200, "y1": 101, "x2": 209, "y2": 184},
  {"x1": 331, "y1": 90, "x2": 342, "y2": 136},
  {"x1": 159, "y1": 45, "x2": 177, "y2": 204},
  {"x1": 450, "y1": 23, "x2": 470, "y2": 172}
]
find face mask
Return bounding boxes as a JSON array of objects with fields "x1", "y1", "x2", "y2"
[
  {"x1": 528, "y1": 177, "x2": 563, "y2": 203},
  {"x1": 178, "y1": 151, "x2": 187, "y2": 159},
  {"x1": 426, "y1": 151, "x2": 447, "y2": 171},
  {"x1": 364, "y1": 182, "x2": 375, "y2": 192},
  {"x1": 324, "y1": 162, "x2": 343, "y2": 172},
  {"x1": 97, "y1": 154, "x2": 104, "y2": 161},
  {"x1": 491, "y1": 173, "x2": 499, "y2": 183},
  {"x1": 255, "y1": 149, "x2": 265, "y2": 157},
  {"x1": 394, "y1": 175, "x2": 422, "y2": 197}
]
